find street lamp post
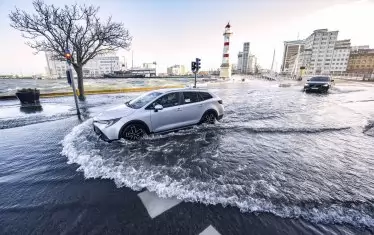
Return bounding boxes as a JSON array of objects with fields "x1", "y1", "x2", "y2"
[{"x1": 65, "y1": 49, "x2": 80, "y2": 116}]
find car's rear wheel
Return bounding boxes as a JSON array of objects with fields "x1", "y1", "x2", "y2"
[
  {"x1": 121, "y1": 123, "x2": 146, "y2": 141},
  {"x1": 201, "y1": 111, "x2": 217, "y2": 124}
]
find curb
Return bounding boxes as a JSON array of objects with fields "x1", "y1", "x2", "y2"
[{"x1": 0, "y1": 85, "x2": 184, "y2": 100}]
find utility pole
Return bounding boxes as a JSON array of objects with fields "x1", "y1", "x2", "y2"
[{"x1": 65, "y1": 49, "x2": 80, "y2": 116}]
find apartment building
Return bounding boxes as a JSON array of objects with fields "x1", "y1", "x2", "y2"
[
  {"x1": 237, "y1": 42, "x2": 257, "y2": 74},
  {"x1": 167, "y1": 65, "x2": 186, "y2": 76},
  {"x1": 347, "y1": 49, "x2": 374, "y2": 74},
  {"x1": 330, "y1": 39, "x2": 351, "y2": 74},
  {"x1": 281, "y1": 40, "x2": 305, "y2": 73},
  {"x1": 45, "y1": 52, "x2": 120, "y2": 78},
  {"x1": 282, "y1": 29, "x2": 354, "y2": 75}
]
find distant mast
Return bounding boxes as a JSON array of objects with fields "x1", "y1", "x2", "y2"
[
  {"x1": 131, "y1": 51, "x2": 134, "y2": 69},
  {"x1": 219, "y1": 22, "x2": 233, "y2": 79}
]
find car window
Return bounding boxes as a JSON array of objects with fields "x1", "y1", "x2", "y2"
[
  {"x1": 127, "y1": 91, "x2": 162, "y2": 109},
  {"x1": 183, "y1": 92, "x2": 199, "y2": 104},
  {"x1": 310, "y1": 76, "x2": 330, "y2": 82},
  {"x1": 151, "y1": 92, "x2": 180, "y2": 108},
  {"x1": 199, "y1": 92, "x2": 213, "y2": 101}
]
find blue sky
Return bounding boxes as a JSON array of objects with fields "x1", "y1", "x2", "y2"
[{"x1": 0, "y1": 0, "x2": 373, "y2": 75}]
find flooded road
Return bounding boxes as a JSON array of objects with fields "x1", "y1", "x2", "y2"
[{"x1": 1, "y1": 79, "x2": 374, "y2": 234}]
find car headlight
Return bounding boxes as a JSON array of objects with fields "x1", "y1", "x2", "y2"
[
  {"x1": 304, "y1": 84, "x2": 310, "y2": 87},
  {"x1": 323, "y1": 84, "x2": 329, "y2": 87},
  {"x1": 96, "y1": 118, "x2": 121, "y2": 127}
]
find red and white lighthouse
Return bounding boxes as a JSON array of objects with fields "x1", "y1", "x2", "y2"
[{"x1": 219, "y1": 22, "x2": 233, "y2": 79}]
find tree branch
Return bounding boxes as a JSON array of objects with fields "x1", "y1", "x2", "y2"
[{"x1": 9, "y1": 0, "x2": 131, "y2": 66}]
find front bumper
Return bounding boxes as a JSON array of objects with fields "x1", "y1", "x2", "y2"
[
  {"x1": 93, "y1": 122, "x2": 120, "y2": 142},
  {"x1": 304, "y1": 86, "x2": 329, "y2": 92}
]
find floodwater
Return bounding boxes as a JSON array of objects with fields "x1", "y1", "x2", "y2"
[{"x1": 1, "y1": 79, "x2": 374, "y2": 234}]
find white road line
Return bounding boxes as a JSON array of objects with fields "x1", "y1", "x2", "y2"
[
  {"x1": 199, "y1": 225, "x2": 221, "y2": 235},
  {"x1": 138, "y1": 190, "x2": 182, "y2": 219}
]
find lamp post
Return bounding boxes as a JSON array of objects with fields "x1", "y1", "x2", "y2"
[{"x1": 65, "y1": 49, "x2": 80, "y2": 116}]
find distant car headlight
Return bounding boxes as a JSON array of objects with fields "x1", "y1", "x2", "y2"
[
  {"x1": 96, "y1": 118, "x2": 121, "y2": 127},
  {"x1": 323, "y1": 84, "x2": 329, "y2": 87}
]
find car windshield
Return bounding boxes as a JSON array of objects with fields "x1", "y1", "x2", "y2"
[
  {"x1": 126, "y1": 92, "x2": 162, "y2": 109},
  {"x1": 310, "y1": 77, "x2": 330, "y2": 82}
]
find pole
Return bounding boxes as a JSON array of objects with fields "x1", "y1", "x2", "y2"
[
  {"x1": 194, "y1": 72, "x2": 197, "y2": 88},
  {"x1": 131, "y1": 50, "x2": 134, "y2": 69},
  {"x1": 294, "y1": 44, "x2": 301, "y2": 78},
  {"x1": 68, "y1": 63, "x2": 80, "y2": 116}
]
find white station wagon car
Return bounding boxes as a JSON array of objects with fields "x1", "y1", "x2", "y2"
[{"x1": 93, "y1": 88, "x2": 224, "y2": 141}]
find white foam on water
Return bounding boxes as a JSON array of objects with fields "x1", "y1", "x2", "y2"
[{"x1": 61, "y1": 120, "x2": 374, "y2": 227}]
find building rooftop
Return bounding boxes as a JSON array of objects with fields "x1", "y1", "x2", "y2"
[
  {"x1": 313, "y1": 29, "x2": 328, "y2": 32},
  {"x1": 351, "y1": 49, "x2": 374, "y2": 55},
  {"x1": 284, "y1": 40, "x2": 305, "y2": 44}
]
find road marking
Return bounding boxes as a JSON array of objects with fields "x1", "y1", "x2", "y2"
[
  {"x1": 199, "y1": 225, "x2": 221, "y2": 235},
  {"x1": 138, "y1": 190, "x2": 182, "y2": 219}
]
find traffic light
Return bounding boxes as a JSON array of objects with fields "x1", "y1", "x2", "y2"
[
  {"x1": 196, "y1": 58, "x2": 201, "y2": 72},
  {"x1": 191, "y1": 61, "x2": 197, "y2": 72},
  {"x1": 65, "y1": 50, "x2": 72, "y2": 64}
]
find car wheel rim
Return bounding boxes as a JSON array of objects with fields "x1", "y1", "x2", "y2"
[
  {"x1": 125, "y1": 125, "x2": 144, "y2": 140},
  {"x1": 204, "y1": 113, "x2": 215, "y2": 124}
]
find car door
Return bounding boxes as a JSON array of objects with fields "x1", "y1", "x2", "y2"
[
  {"x1": 179, "y1": 91, "x2": 205, "y2": 126},
  {"x1": 148, "y1": 92, "x2": 184, "y2": 132}
]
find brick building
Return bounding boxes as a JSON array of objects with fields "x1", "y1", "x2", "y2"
[{"x1": 347, "y1": 49, "x2": 374, "y2": 74}]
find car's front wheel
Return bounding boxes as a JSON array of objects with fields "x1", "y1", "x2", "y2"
[
  {"x1": 201, "y1": 111, "x2": 217, "y2": 124},
  {"x1": 121, "y1": 123, "x2": 146, "y2": 141}
]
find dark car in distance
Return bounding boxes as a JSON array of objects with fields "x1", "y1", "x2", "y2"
[{"x1": 304, "y1": 76, "x2": 334, "y2": 93}]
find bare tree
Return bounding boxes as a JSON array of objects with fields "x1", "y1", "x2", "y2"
[{"x1": 9, "y1": 0, "x2": 132, "y2": 100}]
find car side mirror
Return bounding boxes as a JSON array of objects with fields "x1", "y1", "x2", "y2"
[
  {"x1": 307, "y1": 79, "x2": 310, "y2": 81},
  {"x1": 154, "y1": 104, "x2": 163, "y2": 112},
  {"x1": 331, "y1": 79, "x2": 334, "y2": 82}
]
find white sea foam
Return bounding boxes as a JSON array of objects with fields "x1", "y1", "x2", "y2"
[{"x1": 61, "y1": 120, "x2": 374, "y2": 227}]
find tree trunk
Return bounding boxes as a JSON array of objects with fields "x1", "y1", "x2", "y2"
[{"x1": 74, "y1": 65, "x2": 85, "y2": 101}]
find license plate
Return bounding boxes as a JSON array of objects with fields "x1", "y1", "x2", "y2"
[{"x1": 311, "y1": 87, "x2": 319, "y2": 90}]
